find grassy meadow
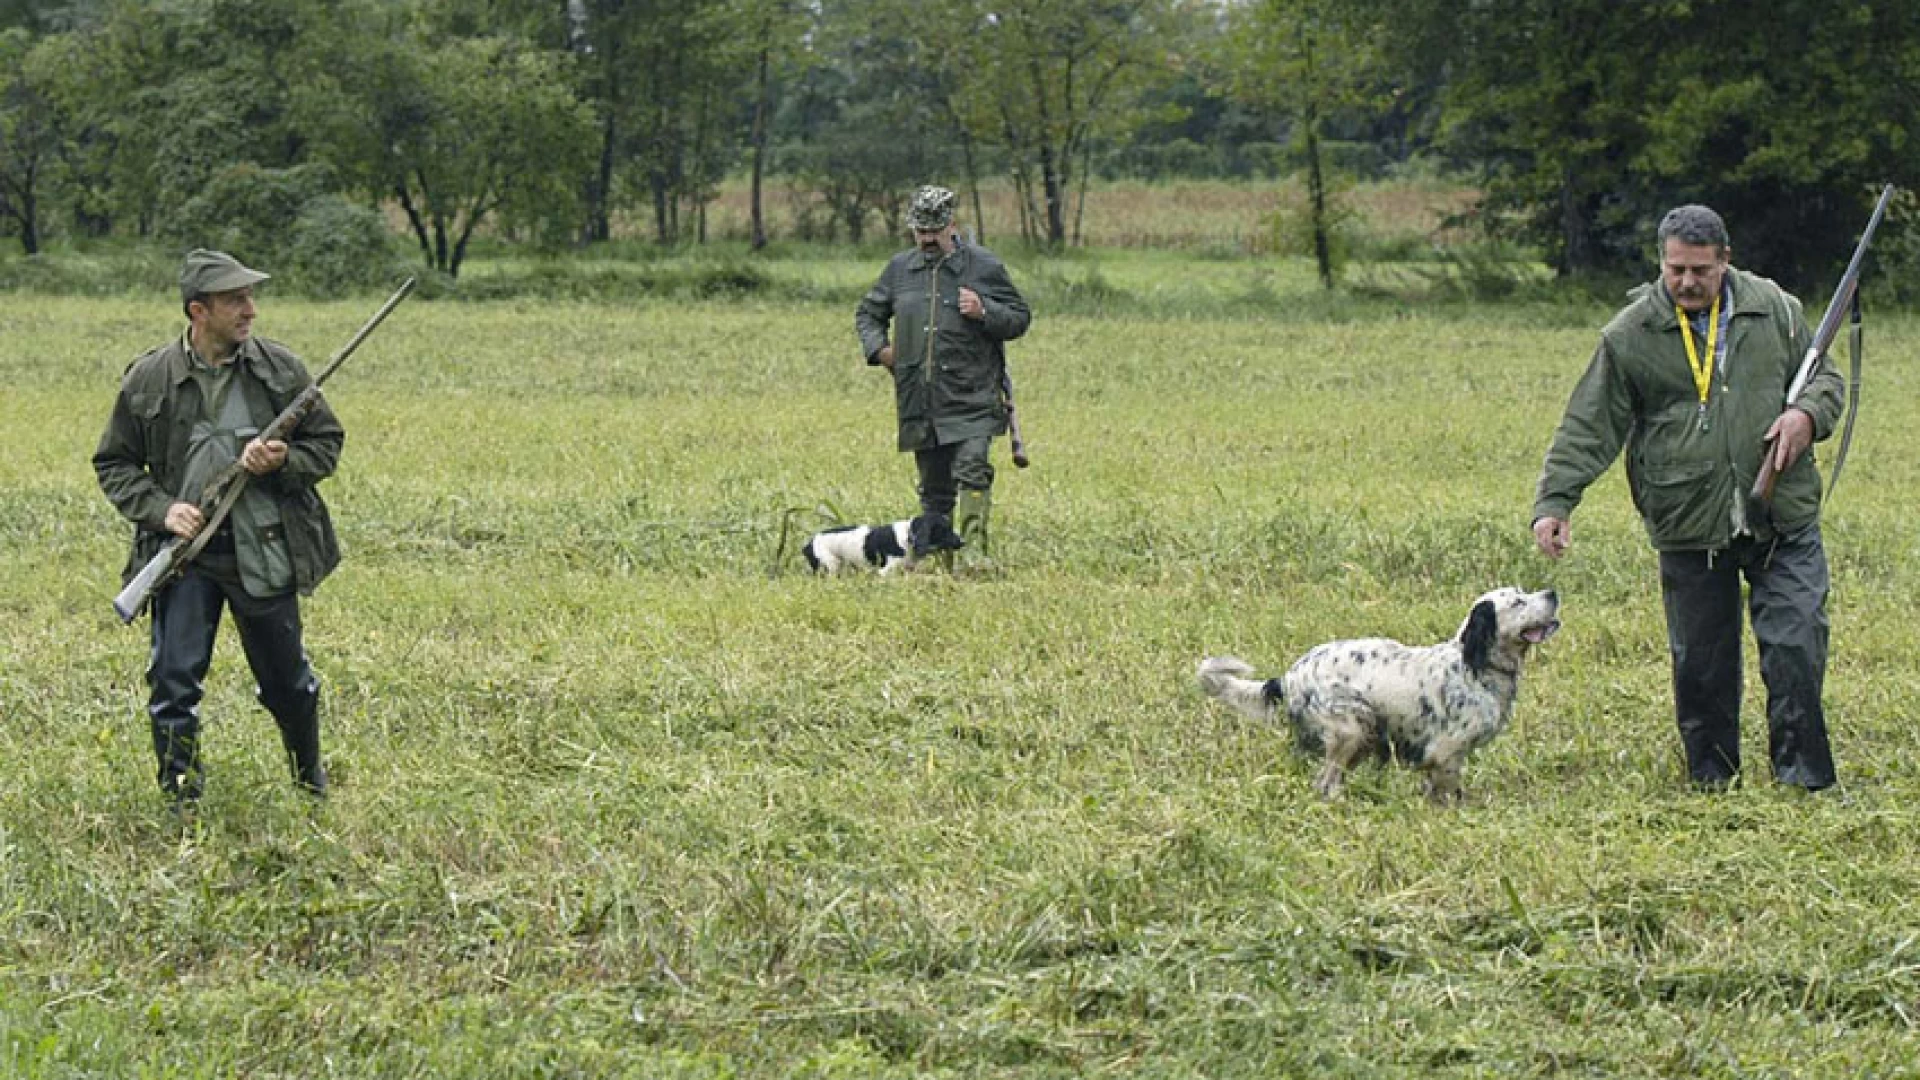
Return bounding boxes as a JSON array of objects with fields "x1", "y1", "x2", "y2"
[{"x1": 4, "y1": 239, "x2": 1920, "y2": 1077}]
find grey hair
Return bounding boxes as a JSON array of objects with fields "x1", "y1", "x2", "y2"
[{"x1": 1657, "y1": 204, "x2": 1730, "y2": 252}]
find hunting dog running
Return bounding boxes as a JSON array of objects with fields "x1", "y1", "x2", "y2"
[
  {"x1": 1196, "y1": 587, "x2": 1561, "y2": 803},
  {"x1": 801, "y1": 516, "x2": 963, "y2": 575}
]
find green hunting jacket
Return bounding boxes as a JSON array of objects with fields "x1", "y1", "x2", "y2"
[
  {"x1": 1533, "y1": 268, "x2": 1844, "y2": 551},
  {"x1": 93, "y1": 334, "x2": 344, "y2": 594},
  {"x1": 855, "y1": 239, "x2": 1031, "y2": 450}
]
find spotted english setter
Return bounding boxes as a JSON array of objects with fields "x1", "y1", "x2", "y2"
[{"x1": 1197, "y1": 587, "x2": 1561, "y2": 803}]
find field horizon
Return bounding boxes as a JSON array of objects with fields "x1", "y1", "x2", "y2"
[{"x1": 4, "y1": 241, "x2": 1919, "y2": 1077}]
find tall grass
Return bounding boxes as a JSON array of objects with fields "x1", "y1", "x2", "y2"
[{"x1": 3, "y1": 246, "x2": 1919, "y2": 1077}]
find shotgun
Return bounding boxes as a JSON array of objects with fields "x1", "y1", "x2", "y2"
[
  {"x1": 113, "y1": 278, "x2": 416, "y2": 623},
  {"x1": 1752, "y1": 184, "x2": 1893, "y2": 505}
]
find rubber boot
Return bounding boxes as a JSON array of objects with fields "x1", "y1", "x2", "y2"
[
  {"x1": 266, "y1": 680, "x2": 328, "y2": 797},
  {"x1": 953, "y1": 487, "x2": 997, "y2": 576}
]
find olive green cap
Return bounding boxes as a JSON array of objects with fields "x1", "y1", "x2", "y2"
[{"x1": 180, "y1": 248, "x2": 269, "y2": 303}]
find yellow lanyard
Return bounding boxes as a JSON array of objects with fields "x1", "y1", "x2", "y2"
[{"x1": 1676, "y1": 291, "x2": 1721, "y2": 409}]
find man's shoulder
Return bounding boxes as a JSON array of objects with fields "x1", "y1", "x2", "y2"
[
  {"x1": 1600, "y1": 282, "x2": 1666, "y2": 341},
  {"x1": 119, "y1": 338, "x2": 184, "y2": 390},
  {"x1": 1727, "y1": 267, "x2": 1800, "y2": 315}
]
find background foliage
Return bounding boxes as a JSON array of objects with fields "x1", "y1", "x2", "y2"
[{"x1": 2, "y1": 0, "x2": 1918, "y2": 291}]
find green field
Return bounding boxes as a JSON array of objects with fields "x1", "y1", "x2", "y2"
[{"x1": 4, "y1": 248, "x2": 1920, "y2": 1077}]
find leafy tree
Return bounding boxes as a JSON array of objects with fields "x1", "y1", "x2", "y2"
[
  {"x1": 303, "y1": 20, "x2": 596, "y2": 277},
  {"x1": 0, "y1": 27, "x2": 55, "y2": 252},
  {"x1": 1222, "y1": 0, "x2": 1387, "y2": 288},
  {"x1": 950, "y1": 0, "x2": 1187, "y2": 247}
]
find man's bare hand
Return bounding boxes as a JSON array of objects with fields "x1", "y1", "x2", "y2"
[
  {"x1": 241, "y1": 437, "x2": 288, "y2": 475},
  {"x1": 1533, "y1": 516, "x2": 1571, "y2": 560},
  {"x1": 1762, "y1": 407, "x2": 1815, "y2": 475},
  {"x1": 164, "y1": 501, "x2": 205, "y2": 539},
  {"x1": 877, "y1": 345, "x2": 895, "y2": 370},
  {"x1": 958, "y1": 287, "x2": 985, "y2": 320}
]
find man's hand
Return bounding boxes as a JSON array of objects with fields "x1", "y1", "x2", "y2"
[
  {"x1": 876, "y1": 345, "x2": 895, "y2": 370},
  {"x1": 1761, "y1": 407, "x2": 1815, "y2": 475},
  {"x1": 241, "y1": 437, "x2": 289, "y2": 475},
  {"x1": 164, "y1": 501, "x2": 205, "y2": 539},
  {"x1": 958, "y1": 287, "x2": 985, "y2": 320},
  {"x1": 1533, "y1": 516, "x2": 1571, "y2": 560}
]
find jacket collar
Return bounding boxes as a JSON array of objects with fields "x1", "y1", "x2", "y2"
[
  {"x1": 1643, "y1": 268, "x2": 1770, "y2": 331},
  {"x1": 165, "y1": 330, "x2": 270, "y2": 385}
]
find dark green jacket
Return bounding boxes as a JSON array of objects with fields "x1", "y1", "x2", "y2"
[
  {"x1": 855, "y1": 239, "x2": 1031, "y2": 450},
  {"x1": 1534, "y1": 268, "x2": 1844, "y2": 550},
  {"x1": 93, "y1": 334, "x2": 344, "y2": 594}
]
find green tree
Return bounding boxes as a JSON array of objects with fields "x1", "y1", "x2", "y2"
[
  {"x1": 943, "y1": 0, "x2": 1188, "y2": 247},
  {"x1": 0, "y1": 27, "x2": 55, "y2": 252},
  {"x1": 303, "y1": 21, "x2": 596, "y2": 277},
  {"x1": 1222, "y1": 0, "x2": 1386, "y2": 288}
]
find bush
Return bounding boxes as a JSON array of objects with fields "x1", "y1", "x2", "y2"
[{"x1": 282, "y1": 195, "x2": 409, "y2": 295}]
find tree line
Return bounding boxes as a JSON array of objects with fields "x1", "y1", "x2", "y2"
[{"x1": 3, "y1": 0, "x2": 1918, "y2": 292}]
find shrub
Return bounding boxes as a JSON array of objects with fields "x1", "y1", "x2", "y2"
[{"x1": 283, "y1": 195, "x2": 409, "y2": 295}]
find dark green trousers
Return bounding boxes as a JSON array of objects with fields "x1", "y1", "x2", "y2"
[
  {"x1": 913, "y1": 436, "x2": 994, "y2": 516},
  {"x1": 1659, "y1": 523, "x2": 1836, "y2": 790}
]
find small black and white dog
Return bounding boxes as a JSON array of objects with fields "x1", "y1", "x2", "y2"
[
  {"x1": 802, "y1": 515, "x2": 964, "y2": 575},
  {"x1": 1197, "y1": 587, "x2": 1561, "y2": 803}
]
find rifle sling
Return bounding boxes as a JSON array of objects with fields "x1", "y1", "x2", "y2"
[{"x1": 1824, "y1": 292, "x2": 1865, "y2": 505}]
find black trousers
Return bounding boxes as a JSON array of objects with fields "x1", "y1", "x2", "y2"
[
  {"x1": 146, "y1": 554, "x2": 319, "y2": 797},
  {"x1": 1658, "y1": 524, "x2": 1836, "y2": 790},
  {"x1": 913, "y1": 436, "x2": 994, "y2": 516}
]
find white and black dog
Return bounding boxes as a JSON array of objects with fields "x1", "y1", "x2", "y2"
[
  {"x1": 1197, "y1": 587, "x2": 1561, "y2": 803},
  {"x1": 802, "y1": 515, "x2": 964, "y2": 575}
]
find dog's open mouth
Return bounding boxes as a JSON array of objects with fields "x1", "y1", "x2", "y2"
[{"x1": 1522, "y1": 620, "x2": 1561, "y2": 644}]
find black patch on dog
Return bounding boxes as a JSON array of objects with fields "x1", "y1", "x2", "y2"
[
  {"x1": 1460, "y1": 599, "x2": 1498, "y2": 674},
  {"x1": 908, "y1": 514, "x2": 965, "y2": 557},
  {"x1": 802, "y1": 538, "x2": 822, "y2": 571},
  {"x1": 862, "y1": 525, "x2": 907, "y2": 566}
]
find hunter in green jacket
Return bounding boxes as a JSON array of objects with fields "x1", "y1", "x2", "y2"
[
  {"x1": 93, "y1": 249, "x2": 341, "y2": 806},
  {"x1": 1532, "y1": 204, "x2": 1841, "y2": 791},
  {"x1": 856, "y1": 185, "x2": 1031, "y2": 568}
]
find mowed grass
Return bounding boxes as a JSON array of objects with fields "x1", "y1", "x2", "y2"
[{"x1": 4, "y1": 250, "x2": 1920, "y2": 1078}]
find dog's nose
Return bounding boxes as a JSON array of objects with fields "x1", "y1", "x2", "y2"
[{"x1": 1543, "y1": 588, "x2": 1559, "y2": 604}]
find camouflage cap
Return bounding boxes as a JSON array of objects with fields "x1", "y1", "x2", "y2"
[
  {"x1": 906, "y1": 185, "x2": 957, "y2": 231},
  {"x1": 180, "y1": 248, "x2": 269, "y2": 303}
]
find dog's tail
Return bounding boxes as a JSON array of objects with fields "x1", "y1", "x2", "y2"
[{"x1": 1196, "y1": 656, "x2": 1282, "y2": 721}]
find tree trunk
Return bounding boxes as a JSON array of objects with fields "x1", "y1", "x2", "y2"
[
  {"x1": 1039, "y1": 142, "x2": 1066, "y2": 247},
  {"x1": 583, "y1": 113, "x2": 615, "y2": 244},
  {"x1": 749, "y1": 42, "x2": 771, "y2": 251},
  {"x1": 1305, "y1": 103, "x2": 1333, "y2": 290},
  {"x1": 1557, "y1": 174, "x2": 1594, "y2": 276},
  {"x1": 396, "y1": 184, "x2": 433, "y2": 268}
]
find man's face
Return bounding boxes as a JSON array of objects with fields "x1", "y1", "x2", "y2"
[
  {"x1": 192, "y1": 287, "x2": 257, "y2": 355},
  {"x1": 913, "y1": 224, "x2": 954, "y2": 255},
  {"x1": 1661, "y1": 238, "x2": 1728, "y2": 314}
]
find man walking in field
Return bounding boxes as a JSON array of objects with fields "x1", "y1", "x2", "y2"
[
  {"x1": 1531, "y1": 205, "x2": 1841, "y2": 791},
  {"x1": 856, "y1": 185, "x2": 1031, "y2": 572},
  {"x1": 93, "y1": 249, "x2": 344, "y2": 807}
]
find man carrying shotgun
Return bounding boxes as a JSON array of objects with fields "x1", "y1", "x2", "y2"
[
  {"x1": 93, "y1": 249, "x2": 345, "y2": 807},
  {"x1": 857, "y1": 185, "x2": 1031, "y2": 573},
  {"x1": 1531, "y1": 204, "x2": 1858, "y2": 792}
]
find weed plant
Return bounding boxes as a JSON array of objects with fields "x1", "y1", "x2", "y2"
[{"x1": 3, "y1": 247, "x2": 1919, "y2": 1077}]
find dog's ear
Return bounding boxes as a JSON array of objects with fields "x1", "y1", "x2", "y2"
[
  {"x1": 865, "y1": 525, "x2": 906, "y2": 562},
  {"x1": 1461, "y1": 599, "x2": 1498, "y2": 674}
]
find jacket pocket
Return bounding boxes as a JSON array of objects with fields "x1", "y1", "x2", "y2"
[{"x1": 1632, "y1": 459, "x2": 1716, "y2": 541}]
